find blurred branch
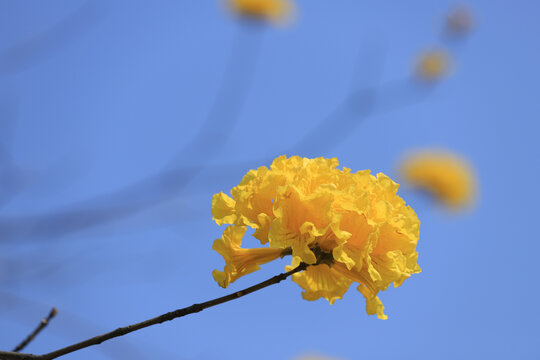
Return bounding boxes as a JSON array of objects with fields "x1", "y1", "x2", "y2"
[
  {"x1": 0, "y1": 77, "x2": 433, "y2": 243},
  {"x1": 0, "y1": 23, "x2": 264, "y2": 243},
  {"x1": 12, "y1": 308, "x2": 58, "y2": 353},
  {"x1": 168, "y1": 23, "x2": 264, "y2": 166},
  {"x1": 0, "y1": 0, "x2": 100, "y2": 208},
  {"x1": 287, "y1": 40, "x2": 386, "y2": 157},
  {"x1": 0, "y1": 0, "x2": 100, "y2": 76},
  {"x1": 0, "y1": 35, "x2": 438, "y2": 243},
  {"x1": 0, "y1": 291, "x2": 154, "y2": 360},
  {"x1": 0, "y1": 98, "x2": 24, "y2": 206},
  {"x1": 0, "y1": 263, "x2": 308, "y2": 360}
]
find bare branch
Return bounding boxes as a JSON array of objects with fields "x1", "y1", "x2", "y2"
[
  {"x1": 0, "y1": 351, "x2": 40, "y2": 360},
  {"x1": 0, "y1": 263, "x2": 308, "y2": 360},
  {"x1": 12, "y1": 308, "x2": 58, "y2": 353}
]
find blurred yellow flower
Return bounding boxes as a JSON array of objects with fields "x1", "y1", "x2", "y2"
[
  {"x1": 212, "y1": 155, "x2": 421, "y2": 319},
  {"x1": 399, "y1": 150, "x2": 476, "y2": 208},
  {"x1": 227, "y1": 0, "x2": 293, "y2": 23},
  {"x1": 416, "y1": 50, "x2": 450, "y2": 80}
]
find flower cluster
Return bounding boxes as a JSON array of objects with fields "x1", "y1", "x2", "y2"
[
  {"x1": 400, "y1": 150, "x2": 476, "y2": 209},
  {"x1": 212, "y1": 155, "x2": 421, "y2": 319}
]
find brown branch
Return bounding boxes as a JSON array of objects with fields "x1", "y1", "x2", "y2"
[
  {"x1": 0, "y1": 351, "x2": 40, "y2": 360},
  {"x1": 0, "y1": 263, "x2": 308, "y2": 360},
  {"x1": 12, "y1": 308, "x2": 58, "y2": 353}
]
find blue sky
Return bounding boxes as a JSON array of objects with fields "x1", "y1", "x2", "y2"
[{"x1": 1, "y1": 1, "x2": 539, "y2": 359}]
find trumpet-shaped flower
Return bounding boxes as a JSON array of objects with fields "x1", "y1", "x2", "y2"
[
  {"x1": 416, "y1": 50, "x2": 450, "y2": 80},
  {"x1": 212, "y1": 155, "x2": 421, "y2": 319},
  {"x1": 227, "y1": 0, "x2": 293, "y2": 23},
  {"x1": 399, "y1": 150, "x2": 476, "y2": 208},
  {"x1": 212, "y1": 225, "x2": 284, "y2": 287}
]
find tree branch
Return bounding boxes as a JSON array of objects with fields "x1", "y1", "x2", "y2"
[
  {"x1": 0, "y1": 263, "x2": 308, "y2": 360},
  {"x1": 12, "y1": 308, "x2": 58, "y2": 353}
]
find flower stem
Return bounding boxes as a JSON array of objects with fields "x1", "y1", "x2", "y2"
[{"x1": 0, "y1": 263, "x2": 308, "y2": 360}]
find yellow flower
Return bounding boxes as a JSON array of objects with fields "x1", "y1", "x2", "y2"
[
  {"x1": 415, "y1": 50, "x2": 450, "y2": 80},
  {"x1": 212, "y1": 156, "x2": 421, "y2": 319},
  {"x1": 227, "y1": 0, "x2": 294, "y2": 23},
  {"x1": 399, "y1": 150, "x2": 476, "y2": 209}
]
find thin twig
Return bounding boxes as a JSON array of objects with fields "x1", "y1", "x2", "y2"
[
  {"x1": 0, "y1": 24, "x2": 263, "y2": 244},
  {"x1": 12, "y1": 308, "x2": 58, "y2": 353},
  {"x1": 0, "y1": 291, "x2": 153, "y2": 360},
  {"x1": 0, "y1": 263, "x2": 308, "y2": 360}
]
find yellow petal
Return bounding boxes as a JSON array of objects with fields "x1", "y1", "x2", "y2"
[
  {"x1": 212, "y1": 225, "x2": 283, "y2": 288},
  {"x1": 337, "y1": 212, "x2": 374, "y2": 270},
  {"x1": 211, "y1": 192, "x2": 237, "y2": 225},
  {"x1": 231, "y1": 166, "x2": 282, "y2": 230},
  {"x1": 269, "y1": 185, "x2": 334, "y2": 263},
  {"x1": 333, "y1": 262, "x2": 387, "y2": 320},
  {"x1": 357, "y1": 284, "x2": 387, "y2": 320},
  {"x1": 268, "y1": 217, "x2": 317, "y2": 264},
  {"x1": 252, "y1": 212, "x2": 272, "y2": 244},
  {"x1": 288, "y1": 262, "x2": 353, "y2": 305}
]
